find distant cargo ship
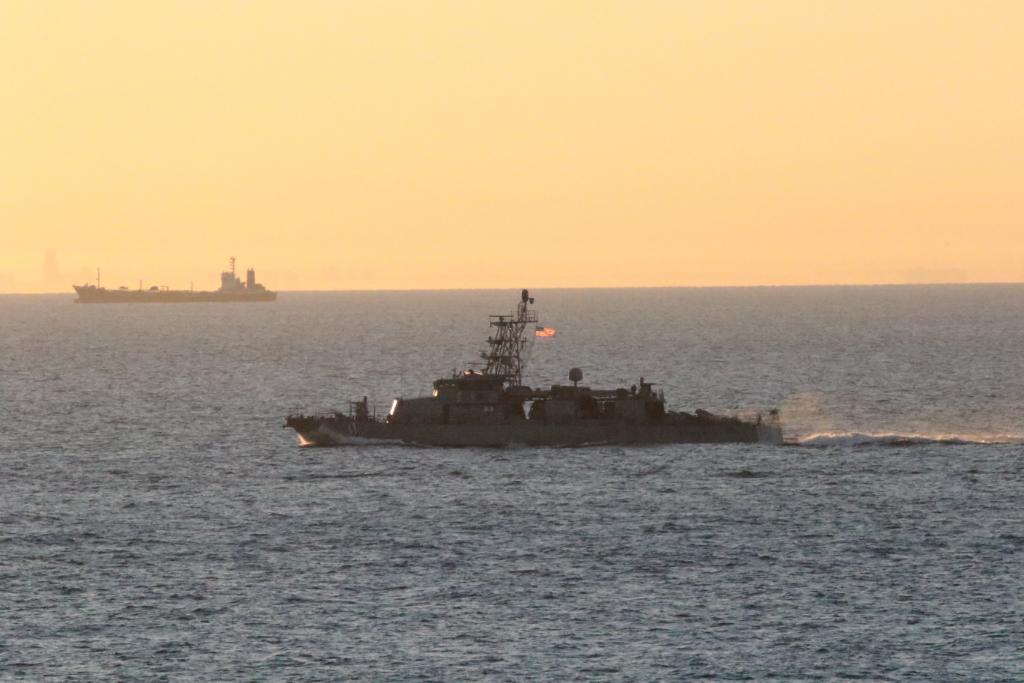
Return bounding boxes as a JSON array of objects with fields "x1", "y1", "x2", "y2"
[{"x1": 73, "y1": 258, "x2": 276, "y2": 303}]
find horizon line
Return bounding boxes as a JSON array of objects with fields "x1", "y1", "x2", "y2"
[{"x1": 5, "y1": 279, "x2": 1024, "y2": 296}]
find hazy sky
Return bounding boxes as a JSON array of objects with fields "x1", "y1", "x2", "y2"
[{"x1": 1, "y1": 1, "x2": 1021, "y2": 292}]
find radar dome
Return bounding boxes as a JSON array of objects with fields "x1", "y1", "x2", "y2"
[{"x1": 569, "y1": 368, "x2": 583, "y2": 385}]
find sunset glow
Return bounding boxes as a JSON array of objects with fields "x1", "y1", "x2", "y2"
[{"x1": 2, "y1": 1, "x2": 1022, "y2": 292}]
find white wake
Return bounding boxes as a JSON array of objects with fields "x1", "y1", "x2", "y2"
[{"x1": 794, "y1": 431, "x2": 1024, "y2": 447}]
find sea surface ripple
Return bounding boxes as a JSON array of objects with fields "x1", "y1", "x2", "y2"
[{"x1": 1, "y1": 286, "x2": 1023, "y2": 680}]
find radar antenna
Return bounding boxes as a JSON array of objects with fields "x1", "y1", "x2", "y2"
[{"x1": 481, "y1": 289, "x2": 538, "y2": 387}]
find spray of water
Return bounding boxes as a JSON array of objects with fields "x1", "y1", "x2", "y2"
[
  {"x1": 793, "y1": 431, "x2": 1024, "y2": 448},
  {"x1": 778, "y1": 391, "x2": 1024, "y2": 447}
]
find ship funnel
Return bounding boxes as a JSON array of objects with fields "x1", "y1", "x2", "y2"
[{"x1": 246, "y1": 268, "x2": 256, "y2": 289}]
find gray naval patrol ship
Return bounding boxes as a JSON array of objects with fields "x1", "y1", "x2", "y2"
[{"x1": 285, "y1": 290, "x2": 783, "y2": 447}]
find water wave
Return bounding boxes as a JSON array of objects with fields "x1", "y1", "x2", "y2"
[{"x1": 794, "y1": 431, "x2": 1024, "y2": 448}]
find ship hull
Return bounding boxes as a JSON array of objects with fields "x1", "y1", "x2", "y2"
[
  {"x1": 287, "y1": 415, "x2": 783, "y2": 448},
  {"x1": 74, "y1": 289, "x2": 276, "y2": 303}
]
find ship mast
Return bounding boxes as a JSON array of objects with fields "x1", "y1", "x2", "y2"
[{"x1": 481, "y1": 289, "x2": 538, "y2": 387}]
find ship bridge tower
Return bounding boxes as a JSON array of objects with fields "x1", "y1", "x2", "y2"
[
  {"x1": 481, "y1": 289, "x2": 538, "y2": 388},
  {"x1": 220, "y1": 256, "x2": 243, "y2": 291}
]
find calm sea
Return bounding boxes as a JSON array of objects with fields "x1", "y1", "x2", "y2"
[{"x1": 1, "y1": 286, "x2": 1022, "y2": 681}]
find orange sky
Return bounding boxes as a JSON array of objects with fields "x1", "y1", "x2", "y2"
[{"x1": 1, "y1": 1, "x2": 1022, "y2": 292}]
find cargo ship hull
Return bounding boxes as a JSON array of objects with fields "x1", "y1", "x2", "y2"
[{"x1": 74, "y1": 288, "x2": 276, "y2": 303}]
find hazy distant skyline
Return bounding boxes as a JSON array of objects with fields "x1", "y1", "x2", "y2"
[
  {"x1": 0, "y1": 248, "x2": 998, "y2": 294},
  {"x1": 2, "y1": 1, "x2": 1022, "y2": 293}
]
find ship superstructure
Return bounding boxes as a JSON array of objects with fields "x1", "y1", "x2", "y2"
[
  {"x1": 73, "y1": 257, "x2": 276, "y2": 303},
  {"x1": 285, "y1": 290, "x2": 782, "y2": 447}
]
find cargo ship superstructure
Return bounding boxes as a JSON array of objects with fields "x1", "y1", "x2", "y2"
[
  {"x1": 285, "y1": 290, "x2": 782, "y2": 447},
  {"x1": 73, "y1": 258, "x2": 276, "y2": 303}
]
